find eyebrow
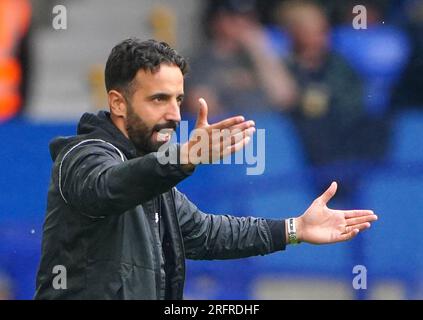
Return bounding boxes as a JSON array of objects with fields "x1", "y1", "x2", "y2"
[
  {"x1": 148, "y1": 93, "x2": 170, "y2": 100},
  {"x1": 147, "y1": 93, "x2": 185, "y2": 100}
]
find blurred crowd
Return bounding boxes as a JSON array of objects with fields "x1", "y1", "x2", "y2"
[{"x1": 183, "y1": 0, "x2": 423, "y2": 196}]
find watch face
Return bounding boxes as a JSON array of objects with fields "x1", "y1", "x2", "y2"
[{"x1": 288, "y1": 232, "x2": 299, "y2": 244}]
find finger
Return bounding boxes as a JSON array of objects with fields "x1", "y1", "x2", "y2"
[
  {"x1": 220, "y1": 127, "x2": 255, "y2": 146},
  {"x1": 343, "y1": 222, "x2": 371, "y2": 234},
  {"x1": 344, "y1": 210, "x2": 375, "y2": 219},
  {"x1": 210, "y1": 125, "x2": 255, "y2": 144},
  {"x1": 211, "y1": 127, "x2": 254, "y2": 156},
  {"x1": 337, "y1": 229, "x2": 360, "y2": 242},
  {"x1": 228, "y1": 120, "x2": 255, "y2": 132},
  {"x1": 195, "y1": 98, "x2": 209, "y2": 128},
  {"x1": 346, "y1": 215, "x2": 378, "y2": 226},
  {"x1": 318, "y1": 181, "x2": 337, "y2": 204},
  {"x1": 222, "y1": 136, "x2": 251, "y2": 156},
  {"x1": 211, "y1": 115, "x2": 245, "y2": 130}
]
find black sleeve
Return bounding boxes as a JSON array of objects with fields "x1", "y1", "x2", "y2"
[
  {"x1": 174, "y1": 189, "x2": 286, "y2": 260},
  {"x1": 58, "y1": 141, "x2": 193, "y2": 217}
]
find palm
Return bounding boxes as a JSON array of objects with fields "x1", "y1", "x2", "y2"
[
  {"x1": 298, "y1": 182, "x2": 378, "y2": 244},
  {"x1": 302, "y1": 203, "x2": 349, "y2": 244}
]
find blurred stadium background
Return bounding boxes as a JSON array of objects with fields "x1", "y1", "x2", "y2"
[{"x1": 0, "y1": 0, "x2": 422, "y2": 299}]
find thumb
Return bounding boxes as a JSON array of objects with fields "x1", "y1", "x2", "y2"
[
  {"x1": 195, "y1": 98, "x2": 208, "y2": 128},
  {"x1": 319, "y1": 181, "x2": 337, "y2": 204}
]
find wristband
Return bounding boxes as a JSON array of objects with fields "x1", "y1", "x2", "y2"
[{"x1": 287, "y1": 218, "x2": 300, "y2": 245}]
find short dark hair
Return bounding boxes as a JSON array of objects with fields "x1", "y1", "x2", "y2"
[{"x1": 105, "y1": 38, "x2": 189, "y2": 97}]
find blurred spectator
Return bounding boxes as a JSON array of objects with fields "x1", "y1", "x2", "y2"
[
  {"x1": 275, "y1": 0, "x2": 365, "y2": 166},
  {"x1": 327, "y1": 0, "x2": 408, "y2": 164},
  {"x1": 391, "y1": 0, "x2": 423, "y2": 109},
  {"x1": 184, "y1": 0, "x2": 296, "y2": 117},
  {"x1": 0, "y1": 0, "x2": 31, "y2": 122}
]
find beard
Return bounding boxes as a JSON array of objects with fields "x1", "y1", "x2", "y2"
[{"x1": 125, "y1": 103, "x2": 178, "y2": 154}]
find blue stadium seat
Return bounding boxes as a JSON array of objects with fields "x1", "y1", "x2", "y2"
[
  {"x1": 247, "y1": 180, "x2": 313, "y2": 219},
  {"x1": 249, "y1": 235, "x2": 352, "y2": 277},
  {"x1": 264, "y1": 25, "x2": 292, "y2": 58},
  {"x1": 0, "y1": 222, "x2": 41, "y2": 299},
  {"x1": 358, "y1": 170, "x2": 423, "y2": 292},
  {"x1": 185, "y1": 258, "x2": 255, "y2": 299},
  {"x1": 332, "y1": 26, "x2": 410, "y2": 116},
  {"x1": 178, "y1": 112, "x2": 307, "y2": 216},
  {"x1": 0, "y1": 119, "x2": 75, "y2": 299},
  {"x1": 247, "y1": 112, "x2": 306, "y2": 177},
  {"x1": 0, "y1": 119, "x2": 75, "y2": 223},
  {"x1": 389, "y1": 110, "x2": 423, "y2": 165},
  {"x1": 248, "y1": 182, "x2": 352, "y2": 276}
]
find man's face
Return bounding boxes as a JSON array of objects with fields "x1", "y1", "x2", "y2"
[
  {"x1": 291, "y1": 8, "x2": 329, "y2": 54},
  {"x1": 124, "y1": 64, "x2": 184, "y2": 154}
]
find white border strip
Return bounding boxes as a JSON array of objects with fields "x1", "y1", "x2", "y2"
[{"x1": 58, "y1": 139, "x2": 125, "y2": 204}]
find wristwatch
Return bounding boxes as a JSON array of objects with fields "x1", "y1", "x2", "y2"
[{"x1": 287, "y1": 218, "x2": 301, "y2": 245}]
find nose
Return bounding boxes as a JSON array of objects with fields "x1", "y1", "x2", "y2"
[{"x1": 164, "y1": 100, "x2": 181, "y2": 123}]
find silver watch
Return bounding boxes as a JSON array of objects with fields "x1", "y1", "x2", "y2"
[{"x1": 287, "y1": 218, "x2": 300, "y2": 244}]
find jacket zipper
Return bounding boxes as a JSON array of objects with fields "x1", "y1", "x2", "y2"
[
  {"x1": 152, "y1": 197, "x2": 165, "y2": 299},
  {"x1": 169, "y1": 190, "x2": 186, "y2": 299}
]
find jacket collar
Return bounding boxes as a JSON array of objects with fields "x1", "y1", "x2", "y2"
[{"x1": 77, "y1": 110, "x2": 138, "y2": 159}]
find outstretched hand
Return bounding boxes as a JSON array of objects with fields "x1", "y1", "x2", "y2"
[
  {"x1": 180, "y1": 98, "x2": 255, "y2": 169},
  {"x1": 295, "y1": 182, "x2": 378, "y2": 244}
]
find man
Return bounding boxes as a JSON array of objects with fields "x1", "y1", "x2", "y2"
[
  {"x1": 34, "y1": 39, "x2": 377, "y2": 300},
  {"x1": 275, "y1": 0, "x2": 365, "y2": 166},
  {"x1": 185, "y1": 0, "x2": 296, "y2": 116}
]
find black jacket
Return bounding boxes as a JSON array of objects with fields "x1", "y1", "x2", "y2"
[{"x1": 34, "y1": 111, "x2": 286, "y2": 300}]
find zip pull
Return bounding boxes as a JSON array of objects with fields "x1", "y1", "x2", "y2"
[{"x1": 155, "y1": 212, "x2": 159, "y2": 224}]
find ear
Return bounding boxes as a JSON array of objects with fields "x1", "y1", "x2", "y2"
[{"x1": 108, "y1": 90, "x2": 127, "y2": 118}]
